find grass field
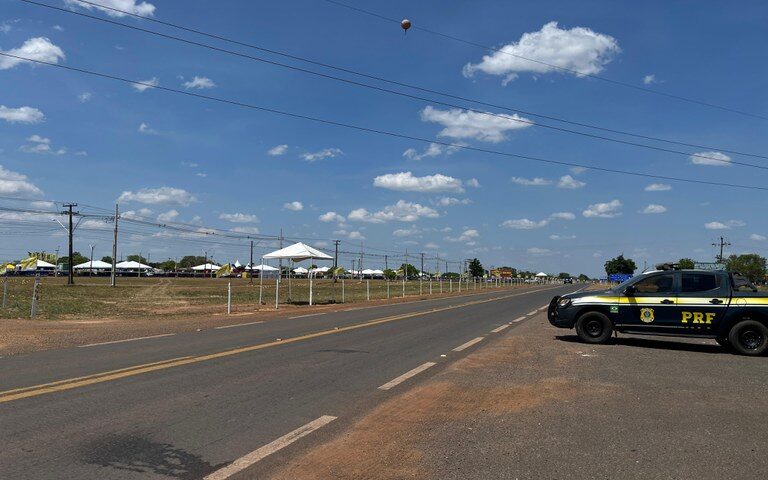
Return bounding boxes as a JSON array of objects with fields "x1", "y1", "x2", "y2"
[{"x1": 0, "y1": 275, "x2": 513, "y2": 320}]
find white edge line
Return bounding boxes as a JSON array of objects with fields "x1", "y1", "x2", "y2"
[
  {"x1": 78, "y1": 333, "x2": 176, "y2": 348},
  {"x1": 452, "y1": 337, "x2": 485, "y2": 352},
  {"x1": 378, "y1": 362, "x2": 437, "y2": 390},
  {"x1": 527, "y1": 310, "x2": 538, "y2": 316},
  {"x1": 491, "y1": 324, "x2": 510, "y2": 333},
  {"x1": 215, "y1": 320, "x2": 265, "y2": 330},
  {"x1": 203, "y1": 415, "x2": 337, "y2": 480},
  {"x1": 512, "y1": 316, "x2": 527, "y2": 323},
  {"x1": 289, "y1": 312, "x2": 328, "y2": 319}
]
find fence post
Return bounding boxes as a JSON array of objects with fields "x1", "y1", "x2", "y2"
[
  {"x1": 275, "y1": 276, "x2": 280, "y2": 309},
  {"x1": 458, "y1": 277, "x2": 461, "y2": 293},
  {"x1": 449, "y1": 279, "x2": 453, "y2": 292},
  {"x1": 366, "y1": 280, "x2": 370, "y2": 301},
  {"x1": 341, "y1": 278, "x2": 345, "y2": 303},
  {"x1": 227, "y1": 281, "x2": 232, "y2": 314},
  {"x1": 429, "y1": 279, "x2": 432, "y2": 295},
  {"x1": 386, "y1": 281, "x2": 390, "y2": 299},
  {"x1": 2, "y1": 276, "x2": 7, "y2": 309},
  {"x1": 30, "y1": 275, "x2": 41, "y2": 319},
  {"x1": 419, "y1": 277, "x2": 423, "y2": 296},
  {"x1": 439, "y1": 278, "x2": 443, "y2": 294}
]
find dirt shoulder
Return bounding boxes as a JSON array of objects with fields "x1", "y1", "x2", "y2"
[
  {"x1": 0, "y1": 287, "x2": 523, "y2": 356},
  {"x1": 265, "y1": 314, "x2": 766, "y2": 480}
]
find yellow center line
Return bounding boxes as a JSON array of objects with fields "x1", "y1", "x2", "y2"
[{"x1": 0, "y1": 286, "x2": 561, "y2": 404}]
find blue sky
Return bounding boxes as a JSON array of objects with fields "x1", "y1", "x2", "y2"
[{"x1": 1, "y1": 0, "x2": 767, "y2": 276}]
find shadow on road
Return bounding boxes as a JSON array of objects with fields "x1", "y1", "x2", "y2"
[
  {"x1": 555, "y1": 335, "x2": 725, "y2": 355},
  {"x1": 81, "y1": 433, "x2": 227, "y2": 479}
]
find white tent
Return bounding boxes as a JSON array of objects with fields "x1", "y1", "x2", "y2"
[
  {"x1": 191, "y1": 263, "x2": 221, "y2": 271},
  {"x1": 233, "y1": 260, "x2": 242, "y2": 269},
  {"x1": 116, "y1": 260, "x2": 152, "y2": 270},
  {"x1": 261, "y1": 242, "x2": 333, "y2": 307},
  {"x1": 21, "y1": 259, "x2": 56, "y2": 271},
  {"x1": 293, "y1": 267, "x2": 309, "y2": 274},
  {"x1": 310, "y1": 266, "x2": 330, "y2": 273},
  {"x1": 535, "y1": 272, "x2": 548, "y2": 277},
  {"x1": 246, "y1": 263, "x2": 278, "y2": 271},
  {"x1": 73, "y1": 260, "x2": 112, "y2": 270}
]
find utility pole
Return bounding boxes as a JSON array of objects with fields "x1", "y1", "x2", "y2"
[
  {"x1": 89, "y1": 244, "x2": 95, "y2": 277},
  {"x1": 384, "y1": 254, "x2": 388, "y2": 271},
  {"x1": 359, "y1": 242, "x2": 364, "y2": 281},
  {"x1": 63, "y1": 203, "x2": 77, "y2": 285},
  {"x1": 333, "y1": 240, "x2": 340, "y2": 282},
  {"x1": 712, "y1": 237, "x2": 731, "y2": 263},
  {"x1": 279, "y1": 228, "x2": 284, "y2": 281},
  {"x1": 55, "y1": 246, "x2": 60, "y2": 277},
  {"x1": 249, "y1": 240, "x2": 254, "y2": 285},
  {"x1": 111, "y1": 204, "x2": 118, "y2": 287}
]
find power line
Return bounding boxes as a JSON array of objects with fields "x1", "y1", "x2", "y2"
[
  {"x1": 3, "y1": 51, "x2": 768, "y2": 192},
  {"x1": 5, "y1": 51, "x2": 768, "y2": 194},
  {"x1": 322, "y1": 0, "x2": 768, "y2": 122},
  {"x1": 24, "y1": 0, "x2": 768, "y2": 168}
]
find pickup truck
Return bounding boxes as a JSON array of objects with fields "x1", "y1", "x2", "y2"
[{"x1": 548, "y1": 267, "x2": 768, "y2": 356}]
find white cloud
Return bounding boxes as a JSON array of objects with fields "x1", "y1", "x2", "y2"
[
  {"x1": 435, "y1": 197, "x2": 471, "y2": 206},
  {"x1": 64, "y1": 0, "x2": 156, "y2": 17},
  {"x1": 510, "y1": 176, "x2": 552, "y2": 186},
  {"x1": 549, "y1": 234, "x2": 576, "y2": 240},
  {"x1": 0, "y1": 105, "x2": 44, "y2": 123},
  {"x1": 348, "y1": 200, "x2": 439, "y2": 223},
  {"x1": 570, "y1": 166, "x2": 587, "y2": 175},
  {"x1": 18, "y1": 135, "x2": 66, "y2": 155},
  {"x1": 402, "y1": 142, "x2": 461, "y2": 160},
  {"x1": 420, "y1": 106, "x2": 532, "y2": 143},
  {"x1": 393, "y1": 227, "x2": 420, "y2": 237},
  {"x1": 301, "y1": 148, "x2": 342, "y2": 162},
  {"x1": 0, "y1": 165, "x2": 43, "y2": 195},
  {"x1": 704, "y1": 220, "x2": 743, "y2": 230},
  {"x1": 583, "y1": 199, "x2": 622, "y2": 218},
  {"x1": 268, "y1": 144, "x2": 288, "y2": 156},
  {"x1": 501, "y1": 211, "x2": 574, "y2": 229},
  {"x1": 447, "y1": 228, "x2": 480, "y2": 243},
  {"x1": 157, "y1": 209, "x2": 179, "y2": 222},
  {"x1": 182, "y1": 76, "x2": 215, "y2": 89},
  {"x1": 424, "y1": 242, "x2": 440, "y2": 250},
  {"x1": 132, "y1": 77, "x2": 159, "y2": 92},
  {"x1": 319, "y1": 211, "x2": 345, "y2": 223},
  {"x1": 138, "y1": 122, "x2": 158, "y2": 134},
  {"x1": 643, "y1": 74, "x2": 657, "y2": 85},
  {"x1": 0, "y1": 22, "x2": 12, "y2": 34},
  {"x1": 219, "y1": 212, "x2": 258, "y2": 223},
  {"x1": 645, "y1": 183, "x2": 671, "y2": 191},
  {"x1": 690, "y1": 151, "x2": 731, "y2": 167},
  {"x1": 195, "y1": 173, "x2": 207, "y2": 177},
  {"x1": 118, "y1": 187, "x2": 196, "y2": 206},
  {"x1": 283, "y1": 201, "x2": 303, "y2": 211},
  {"x1": 750, "y1": 234, "x2": 766, "y2": 241},
  {"x1": 78, "y1": 92, "x2": 92, "y2": 102},
  {"x1": 0, "y1": 37, "x2": 65, "y2": 70},
  {"x1": 231, "y1": 226, "x2": 260, "y2": 234},
  {"x1": 121, "y1": 208, "x2": 153, "y2": 220},
  {"x1": 557, "y1": 175, "x2": 586, "y2": 189},
  {"x1": 640, "y1": 204, "x2": 667, "y2": 214},
  {"x1": 348, "y1": 231, "x2": 365, "y2": 240},
  {"x1": 462, "y1": 21, "x2": 620, "y2": 84},
  {"x1": 373, "y1": 172, "x2": 464, "y2": 193},
  {"x1": 466, "y1": 178, "x2": 480, "y2": 188},
  {"x1": 527, "y1": 247, "x2": 552, "y2": 255}
]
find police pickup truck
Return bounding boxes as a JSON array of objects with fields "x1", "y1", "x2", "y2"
[{"x1": 548, "y1": 265, "x2": 768, "y2": 356}]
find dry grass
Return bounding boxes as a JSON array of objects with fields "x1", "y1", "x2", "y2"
[{"x1": 0, "y1": 276, "x2": 496, "y2": 320}]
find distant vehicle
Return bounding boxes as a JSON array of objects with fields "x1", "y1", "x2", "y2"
[
  {"x1": 563, "y1": 278, "x2": 573, "y2": 284},
  {"x1": 548, "y1": 265, "x2": 768, "y2": 356}
]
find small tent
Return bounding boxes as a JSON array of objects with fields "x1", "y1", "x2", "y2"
[{"x1": 262, "y1": 242, "x2": 333, "y2": 307}]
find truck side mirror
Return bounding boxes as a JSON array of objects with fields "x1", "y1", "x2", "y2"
[{"x1": 624, "y1": 285, "x2": 636, "y2": 296}]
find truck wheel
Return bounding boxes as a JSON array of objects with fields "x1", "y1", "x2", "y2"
[
  {"x1": 575, "y1": 312, "x2": 613, "y2": 344},
  {"x1": 728, "y1": 320, "x2": 768, "y2": 356}
]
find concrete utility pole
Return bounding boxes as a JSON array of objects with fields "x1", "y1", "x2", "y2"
[
  {"x1": 63, "y1": 203, "x2": 77, "y2": 285},
  {"x1": 111, "y1": 204, "x2": 118, "y2": 287},
  {"x1": 333, "y1": 240, "x2": 340, "y2": 279},
  {"x1": 359, "y1": 242, "x2": 364, "y2": 281},
  {"x1": 712, "y1": 237, "x2": 731, "y2": 263},
  {"x1": 89, "y1": 244, "x2": 95, "y2": 277},
  {"x1": 249, "y1": 240, "x2": 254, "y2": 285}
]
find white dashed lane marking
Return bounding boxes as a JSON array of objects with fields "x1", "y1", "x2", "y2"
[
  {"x1": 490, "y1": 324, "x2": 510, "y2": 333},
  {"x1": 452, "y1": 337, "x2": 485, "y2": 352},
  {"x1": 378, "y1": 362, "x2": 437, "y2": 390}
]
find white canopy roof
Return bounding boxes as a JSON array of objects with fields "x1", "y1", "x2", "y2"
[
  {"x1": 372, "y1": 269, "x2": 385, "y2": 275},
  {"x1": 293, "y1": 267, "x2": 309, "y2": 274},
  {"x1": 535, "y1": 272, "x2": 548, "y2": 277},
  {"x1": 309, "y1": 266, "x2": 330, "y2": 273},
  {"x1": 192, "y1": 263, "x2": 221, "y2": 271},
  {"x1": 361, "y1": 269, "x2": 376, "y2": 275},
  {"x1": 263, "y1": 242, "x2": 332, "y2": 262},
  {"x1": 73, "y1": 260, "x2": 112, "y2": 270},
  {"x1": 233, "y1": 260, "x2": 242, "y2": 268},
  {"x1": 246, "y1": 263, "x2": 278, "y2": 271},
  {"x1": 116, "y1": 260, "x2": 152, "y2": 269},
  {"x1": 23, "y1": 259, "x2": 56, "y2": 269}
]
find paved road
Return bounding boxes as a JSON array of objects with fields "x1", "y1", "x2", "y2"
[{"x1": 0, "y1": 284, "x2": 575, "y2": 479}]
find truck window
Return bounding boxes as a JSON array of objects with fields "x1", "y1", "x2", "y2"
[
  {"x1": 681, "y1": 273, "x2": 718, "y2": 293},
  {"x1": 633, "y1": 273, "x2": 675, "y2": 294}
]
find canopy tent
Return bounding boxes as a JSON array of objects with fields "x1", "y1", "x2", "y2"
[
  {"x1": 535, "y1": 272, "x2": 548, "y2": 277},
  {"x1": 19, "y1": 258, "x2": 56, "y2": 272},
  {"x1": 246, "y1": 263, "x2": 278, "y2": 271},
  {"x1": 73, "y1": 260, "x2": 112, "y2": 270},
  {"x1": 233, "y1": 260, "x2": 242, "y2": 269},
  {"x1": 261, "y1": 242, "x2": 333, "y2": 307},
  {"x1": 116, "y1": 261, "x2": 152, "y2": 269},
  {"x1": 309, "y1": 266, "x2": 330, "y2": 274},
  {"x1": 191, "y1": 263, "x2": 221, "y2": 271},
  {"x1": 292, "y1": 267, "x2": 309, "y2": 274}
]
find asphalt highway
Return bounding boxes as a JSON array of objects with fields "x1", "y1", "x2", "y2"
[{"x1": 0, "y1": 284, "x2": 576, "y2": 479}]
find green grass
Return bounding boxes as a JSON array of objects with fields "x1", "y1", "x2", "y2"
[{"x1": 0, "y1": 275, "x2": 510, "y2": 320}]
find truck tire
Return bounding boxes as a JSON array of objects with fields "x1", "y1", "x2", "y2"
[
  {"x1": 728, "y1": 320, "x2": 768, "y2": 356},
  {"x1": 575, "y1": 312, "x2": 613, "y2": 344}
]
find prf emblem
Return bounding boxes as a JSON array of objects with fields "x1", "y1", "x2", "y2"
[{"x1": 640, "y1": 308, "x2": 655, "y2": 323}]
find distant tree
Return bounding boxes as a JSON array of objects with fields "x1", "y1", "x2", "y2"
[
  {"x1": 577, "y1": 274, "x2": 590, "y2": 281},
  {"x1": 58, "y1": 251, "x2": 89, "y2": 268},
  {"x1": 725, "y1": 254, "x2": 767, "y2": 283},
  {"x1": 158, "y1": 260, "x2": 177, "y2": 272},
  {"x1": 178, "y1": 255, "x2": 207, "y2": 268},
  {"x1": 558, "y1": 272, "x2": 571, "y2": 279},
  {"x1": 399, "y1": 263, "x2": 419, "y2": 278},
  {"x1": 383, "y1": 268, "x2": 397, "y2": 280},
  {"x1": 678, "y1": 258, "x2": 696, "y2": 269},
  {"x1": 443, "y1": 272, "x2": 460, "y2": 279},
  {"x1": 468, "y1": 258, "x2": 484, "y2": 277},
  {"x1": 127, "y1": 254, "x2": 148, "y2": 264},
  {"x1": 101, "y1": 256, "x2": 113, "y2": 264},
  {"x1": 604, "y1": 254, "x2": 637, "y2": 276}
]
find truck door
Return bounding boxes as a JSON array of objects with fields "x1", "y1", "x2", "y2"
[
  {"x1": 672, "y1": 272, "x2": 729, "y2": 335},
  {"x1": 618, "y1": 272, "x2": 679, "y2": 331}
]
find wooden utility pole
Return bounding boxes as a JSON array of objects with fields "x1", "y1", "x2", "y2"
[
  {"x1": 63, "y1": 203, "x2": 77, "y2": 285},
  {"x1": 111, "y1": 204, "x2": 118, "y2": 287}
]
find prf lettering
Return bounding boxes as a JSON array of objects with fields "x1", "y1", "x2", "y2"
[{"x1": 681, "y1": 311, "x2": 715, "y2": 324}]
